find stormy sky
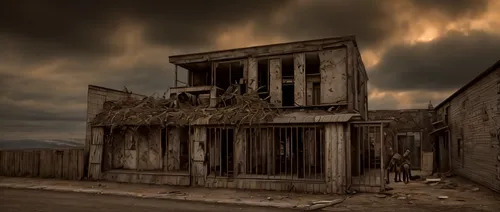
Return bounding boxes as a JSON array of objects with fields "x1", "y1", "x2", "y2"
[{"x1": 0, "y1": 0, "x2": 499, "y2": 141}]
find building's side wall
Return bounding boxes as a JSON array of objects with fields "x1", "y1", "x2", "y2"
[
  {"x1": 355, "y1": 49, "x2": 368, "y2": 120},
  {"x1": 85, "y1": 86, "x2": 145, "y2": 176},
  {"x1": 436, "y1": 67, "x2": 500, "y2": 192}
]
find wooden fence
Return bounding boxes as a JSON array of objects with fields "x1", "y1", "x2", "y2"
[{"x1": 0, "y1": 148, "x2": 84, "y2": 180}]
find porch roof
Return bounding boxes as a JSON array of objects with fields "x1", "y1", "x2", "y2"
[{"x1": 190, "y1": 112, "x2": 361, "y2": 125}]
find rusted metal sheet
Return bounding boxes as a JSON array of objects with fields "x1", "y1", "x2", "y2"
[
  {"x1": 269, "y1": 58, "x2": 282, "y2": 106},
  {"x1": 319, "y1": 48, "x2": 347, "y2": 104}
]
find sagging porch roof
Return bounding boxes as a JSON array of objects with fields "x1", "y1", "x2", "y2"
[{"x1": 189, "y1": 112, "x2": 361, "y2": 125}]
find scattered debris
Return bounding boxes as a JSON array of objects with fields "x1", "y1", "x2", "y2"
[
  {"x1": 267, "y1": 197, "x2": 273, "y2": 201},
  {"x1": 397, "y1": 196, "x2": 407, "y2": 200},
  {"x1": 438, "y1": 196, "x2": 449, "y2": 199},
  {"x1": 425, "y1": 178, "x2": 441, "y2": 184},
  {"x1": 470, "y1": 187, "x2": 480, "y2": 192},
  {"x1": 305, "y1": 198, "x2": 346, "y2": 211},
  {"x1": 375, "y1": 194, "x2": 387, "y2": 198}
]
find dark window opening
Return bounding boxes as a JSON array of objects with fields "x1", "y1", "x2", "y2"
[
  {"x1": 258, "y1": 59, "x2": 269, "y2": 100},
  {"x1": 305, "y1": 53, "x2": 320, "y2": 75},
  {"x1": 312, "y1": 82, "x2": 321, "y2": 105},
  {"x1": 245, "y1": 126, "x2": 324, "y2": 179},
  {"x1": 207, "y1": 128, "x2": 235, "y2": 177},
  {"x1": 182, "y1": 63, "x2": 210, "y2": 86},
  {"x1": 457, "y1": 138, "x2": 462, "y2": 158},
  {"x1": 282, "y1": 56, "x2": 295, "y2": 106}
]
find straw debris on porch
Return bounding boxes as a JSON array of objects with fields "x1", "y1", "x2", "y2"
[{"x1": 91, "y1": 85, "x2": 281, "y2": 130}]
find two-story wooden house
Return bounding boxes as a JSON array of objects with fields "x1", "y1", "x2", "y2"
[{"x1": 86, "y1": 36, "x2": 388, "y2": 194}]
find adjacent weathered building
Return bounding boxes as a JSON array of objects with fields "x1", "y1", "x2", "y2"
[
  {"x1": 432, "y1": 60, "x2": 500, "y2": 193},
  {"x1": 368, "y1": 109, "x2": 434, "y2": 172},
  {"x1": 85, "y1": 36, "x2": 389, "y2": 194}
]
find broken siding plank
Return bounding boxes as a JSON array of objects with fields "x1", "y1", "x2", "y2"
[
  {"x1": 269, "y1": 58, "x2": 282, "y2": 106},
  {"x1": 319, "y1": 48, "x2": 348, "y2": 104},
  {"x1": 294, "y1": 53, "x2": 306, "y2": 106},
  {"x1": 247, "y1": 58, "x2": 258, "y2": 92}
]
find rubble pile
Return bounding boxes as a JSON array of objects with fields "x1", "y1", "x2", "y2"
[{"x1": 91, "y1": 85, "x2": 280, "y2": 131}]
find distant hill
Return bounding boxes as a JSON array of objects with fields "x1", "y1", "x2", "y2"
[{"x1": 0, "y1": 139, "x2": 84, "y2": 150}]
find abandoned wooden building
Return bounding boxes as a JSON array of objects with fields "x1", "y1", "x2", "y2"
[
  {"x1": 431, "y1": 60, "x2": 500, "y2": 193},
  {"x1": 86, "y1": 36, "x2": 390, "y2": 194}
]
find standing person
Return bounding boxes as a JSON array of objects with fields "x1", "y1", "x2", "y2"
[
  {"x1": 402, "y1": 149, "x2": 412, "y2": 179},
  {"x1": 385, "y1": 149, "x2": 402, "y2": 184}
]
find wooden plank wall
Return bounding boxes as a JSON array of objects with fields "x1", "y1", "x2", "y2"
[
  {"x1": 319, "y1": 48, "x2": 348, "y2": 104},
  {"x1": 0, "y1": 148, "x2": 84, "y2": 180},
  {"x1": 294, "y1": 53, "x2": 306, "y2": 106},
  {"x1": 269, "y1": 58, "x2": 282, "y2": 106}
]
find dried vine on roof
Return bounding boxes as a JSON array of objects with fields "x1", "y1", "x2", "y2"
[{"x1": 91, "y1": 85, "x2": 280, "y2": 131}]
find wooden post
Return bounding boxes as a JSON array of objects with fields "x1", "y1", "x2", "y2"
[{"x1": 174, "y1": 65, "x2": 178, "y2": 87}]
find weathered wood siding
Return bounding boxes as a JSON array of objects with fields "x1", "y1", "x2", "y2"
[
  {"x1": 319, "y1": 48, "x2": 347, "y2": 104},
  {"x1": 269, "y1": 58, "x2": 282, "y2": 106},
  {"x1": 191, "y1": 126, "x2": 206, "y2": 186},
  {"x1": 294, "y1": 53, "x2": 306, "y2": 106},
  {"x1": 436, "y1": 66, "x2": 500, "y2": 193},
  {"x1": 324, "y1": 123, "x2": 347, "y2": 194},
  {"x1": 102, "y1": 170, "x2": 190, "y2": 186},
  {"x1": 0, "y1": 148, "x2": 84, "y2": 180},
  {"x1": 86, "y1": 85, "x2": 145, "y2": 175},
  {"x1": 247, "y1": 58, "x2": 258, "y2": 92}
]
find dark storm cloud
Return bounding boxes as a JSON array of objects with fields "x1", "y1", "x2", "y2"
[
  {"x1": 408, "y1": 0, "x2": 489, "y2": 18},
  {"x1": 0, "y1": 0, "x2": 290, "y2": 60},
  {"x1": 370, "y1": 30, "x2": 500, "y2": 91},
  {"x1": 259, "y1": 0, "x2": 396, "y2": 49}
]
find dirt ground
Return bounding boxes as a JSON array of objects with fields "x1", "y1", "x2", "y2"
[
  {"x1": 326, "y1": 175, "x2": 500, "y2": 211},
  {"x1": 1, "y1": 175, "x2": 499, "y2": 211}
]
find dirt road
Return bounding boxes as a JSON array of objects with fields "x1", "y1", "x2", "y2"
[{"x1": 0, "y1": 188, "x2": 287, "y2": 212}]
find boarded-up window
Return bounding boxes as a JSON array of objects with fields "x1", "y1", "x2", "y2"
[{"x1": 164, "y1": 127, "x2": 190, "y2": 172}]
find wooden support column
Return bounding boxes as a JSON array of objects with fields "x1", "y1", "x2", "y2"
[
  {"x1": 269, "y1": 58, "x2": 282, "y2": 106},
  {"x1": 306, "y1": 81, "x2": 314, "y2": 106},
  {"x1": 247, "y1": 57, "x2": 258, "y2": 92},
  {"x1": 191, "y1": 126, "x2": 207, "y2": 186},
  {"x1": 88, "y1": 127, "x2": 104, "y2": 180},
  {"x1": 234, "y1": 128, "x2": 247, "y2": 175},
  {"x1": 174, "y1": 65, "x2": 178, "y2": 87},
  {"x1": 319, "y1": 48, "x2": 348, "y2": 104},
  {"x1": 294, "y1": 53, "x2": 306, "y2": 106}
]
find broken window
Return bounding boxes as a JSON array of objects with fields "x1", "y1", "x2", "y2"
[
  {"x1": 165, "y1": 127, "x2": 190, "y2": 172},
  {"x1": 215, "y1": 61, "x2": 245, "y2": 93},
  {"x1": 257, "y1": 59, "x2": 269, "y2": 100},
  {"x1": 281, "y1": 56, "x2": 295, "y2": 106},
  {"x1": 305, "y1": 53, "x2": 321, "y2": 106},
  {"x1": 245, "y1": 126, "x2": 324, "y2": 180},
  {"x1": 175, "y1": 65, "x2": 190, "y2": 87},
  {"x1": 207, "y1": 127, "x2": 235, "y2": 177}
]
